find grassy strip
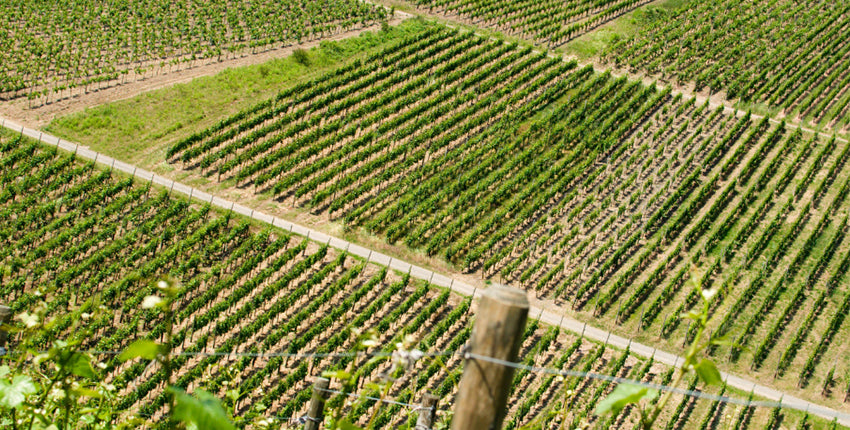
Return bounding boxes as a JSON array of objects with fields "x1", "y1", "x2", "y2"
[{"x1": 45, "y1": 19, "x2": 431, "y2": 167}]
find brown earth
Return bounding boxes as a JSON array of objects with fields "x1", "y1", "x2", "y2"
[{"x1": 0, "y1": 18, "x2": 406, "y2": 128}]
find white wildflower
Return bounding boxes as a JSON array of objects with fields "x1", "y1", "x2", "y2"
[{"x1": 142, "y1": 295, "x2": 163, "y2": 309}]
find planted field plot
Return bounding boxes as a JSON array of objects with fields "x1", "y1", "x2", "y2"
[
  {"x1": 605, "y1": 0, "x2": 850, "y2": 130},
  {"x1": 0, "y1": 0, "x2": 387, "y2": 105},
  {"x1": 0, "y1": 132, "x2": 805, "y2": 429},
  {"x1": 167, "y1": 25, "x2": 850, "y2": 402},
  {"x1": 167, "y1": 26, "x2": 582, "y2": 188},
  {"x1": 408, "y1": 0, "x2": 649, "y2": 48}
]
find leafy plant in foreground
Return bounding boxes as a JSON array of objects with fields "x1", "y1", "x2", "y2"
[{"x1": 596, "y1": 270, "x2": 727, "y2": 429}]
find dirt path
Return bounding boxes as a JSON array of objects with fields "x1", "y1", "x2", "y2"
[
  {"x1": 1, "y1": 5, "x2": 849, "y2": 423},
  {"x1": 382, "y1": 1, "x2": 849, "y2": 144},
  {"x1": 3, "y1": 118, "x2": 848, "y2": 426},
  {"x1": 0, "y1": 17, "x2": 406, "y2": 128},
  {"x1": 4, "y1": 0, "x2": 840, "y2": 146},
  {"x1": 591, "y1": 61, "x2": 850, "y2": 145}
]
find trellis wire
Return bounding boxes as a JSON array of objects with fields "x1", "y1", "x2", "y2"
[
  {"x1": 465, "y1": 352, "x2": 848, "y2": 421},
  {"x1": 4, "y1": 346, "x2": 846, "y2": 421}
]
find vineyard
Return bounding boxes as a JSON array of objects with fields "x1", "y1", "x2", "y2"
[
  {"x1": 5, "y1": 0, "x2": 850, "y2": 427},
  {"x1": 0, "y1": 130, "x2": 819, "y2": 429},
  {"x1": 164, "y1": 24, "x2": 850, "y2": 407},
  {"x1": 604, "y1": 0, "x2": 850, "y2": 131},
  {"x1": 0, "y1": 0, "x2": 387, "y2": 105},
  {"x1": 405, "y1": 0, "x2": 649, "y2": 48}
]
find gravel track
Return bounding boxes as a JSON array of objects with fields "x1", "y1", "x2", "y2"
[{"x1": 2, "y1": 117, "x2": 848, "y2": 427}]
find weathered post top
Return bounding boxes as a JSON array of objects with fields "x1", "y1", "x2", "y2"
[
  {"x1": 452, "y1": 284, "x2": 529, "y2": 430},
  {"x1": 305, "y1": 377, "x2": 330, "y2": 430}
]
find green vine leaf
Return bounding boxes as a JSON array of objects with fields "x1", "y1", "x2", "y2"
[
  {"x1": 0, "y1": 374, "x2": 37, "y2": 409},
  {"x1": 118, "y1": 339, "x2": 162, "y2": 361},
  {"x1": 64, "y1": 352, "x2": 96, "y2": 379},
  {"x1": 170, "y1": 388, "x2": 237, "y2": 430},
  {"x1": 337, "y1": 418, "x2": 365, "y2": 430},
  {"x1": 694, "y1": 359, "x2": 722, "y2": 386},
  {"x1": 594, "y1": 383, "x2": 658, "y2": 416}
]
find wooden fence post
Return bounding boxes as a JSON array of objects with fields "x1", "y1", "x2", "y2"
[
  {"x1": 415, "y1": 393, "x2": 439, "y2": 429},
  {"x1": 452, "y1": 284, "x2": 529, "y2": 430},
  {"x1": 305, "y1": 377, "x2": 330, "y2": 430},
  {"x1": 0, "y1": 305, "x2": 12, "y2": 354}
]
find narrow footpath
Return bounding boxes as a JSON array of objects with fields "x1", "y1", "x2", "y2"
[{"x1": 3, "y1": 117, "x2": 848, "y2": 426}]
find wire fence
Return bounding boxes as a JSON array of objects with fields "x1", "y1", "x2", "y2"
[
  {"x1": 129, "y1": 383, "x2": 433, "y2": 425},
  {"x1": 4, "y1": 349, "x2": 453, "y2": 360},
  {"x1": 5, "y1": 344, "x2": 847, "y2": 423},
  {"x1": 465, "y1": 352, "x2": 846, "y2": 420},
  {"x1": 316, "y1": 386, "x2": 434, "y2": 411}
]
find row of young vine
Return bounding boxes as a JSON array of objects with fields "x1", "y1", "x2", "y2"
[
  {"x1": 165, "y1": 22, "x2": 850, "y2": 406},
  {"x1": 411, "y1": 0, "x2": 649, "y2": 48},
  {"x1": 605, "y1": 0, "x2": 850, "y2": 130},
  {"x1": 0, "y1": 131, "x2": 786, "y2": 429},
  {"x1": 0, "y1": 0, "x2": 388, "y2": 105}
]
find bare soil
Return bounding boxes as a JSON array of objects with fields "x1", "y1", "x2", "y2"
[{"x1": 0, "y1": 19, "x2": 404, "y2": 128}]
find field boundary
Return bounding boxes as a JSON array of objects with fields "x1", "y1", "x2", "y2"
[
  {"x1": 0, "y1": 17, "x2": 410, "y2": 128},
  {"x1": 3, "y1": 116, "x2": 848, "y2": 426},
  {"x1": 438, "y1": 16, "x2": 850, "y2": 146}
]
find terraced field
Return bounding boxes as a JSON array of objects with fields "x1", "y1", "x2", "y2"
[
  {"x1": 6, "y1": 0, "x2": 850, "y2": 427},
  {"x1": 0, "y1": 0, "x2": 387, "y2": 105},
  {"x1": 1, "y1": 130, "x2": 813, "y2": 429},
  {"x1": 406, "y1": 0, "x2": 650, "y2": 48},
  {"x1": 604, "y1": 0, "x2": 850, "y2": 130},
  {"x1": 162, "y1": 24, "x2": 850, "y2": 406}
]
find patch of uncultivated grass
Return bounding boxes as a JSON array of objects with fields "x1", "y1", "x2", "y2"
[
  {"x1": 46, "y1": 19, "x2": 432, "y2": 168},
  {"x1": 559, "y1": 0, "x2": 688, "y2": 60}
]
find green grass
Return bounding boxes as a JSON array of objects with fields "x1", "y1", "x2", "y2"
[
  {"x1": 559, "y1": 0, "x2": 688, "y2": 60},
  {"x1": 46, "y1": 18, "x2": 432, "y2": 170}
]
